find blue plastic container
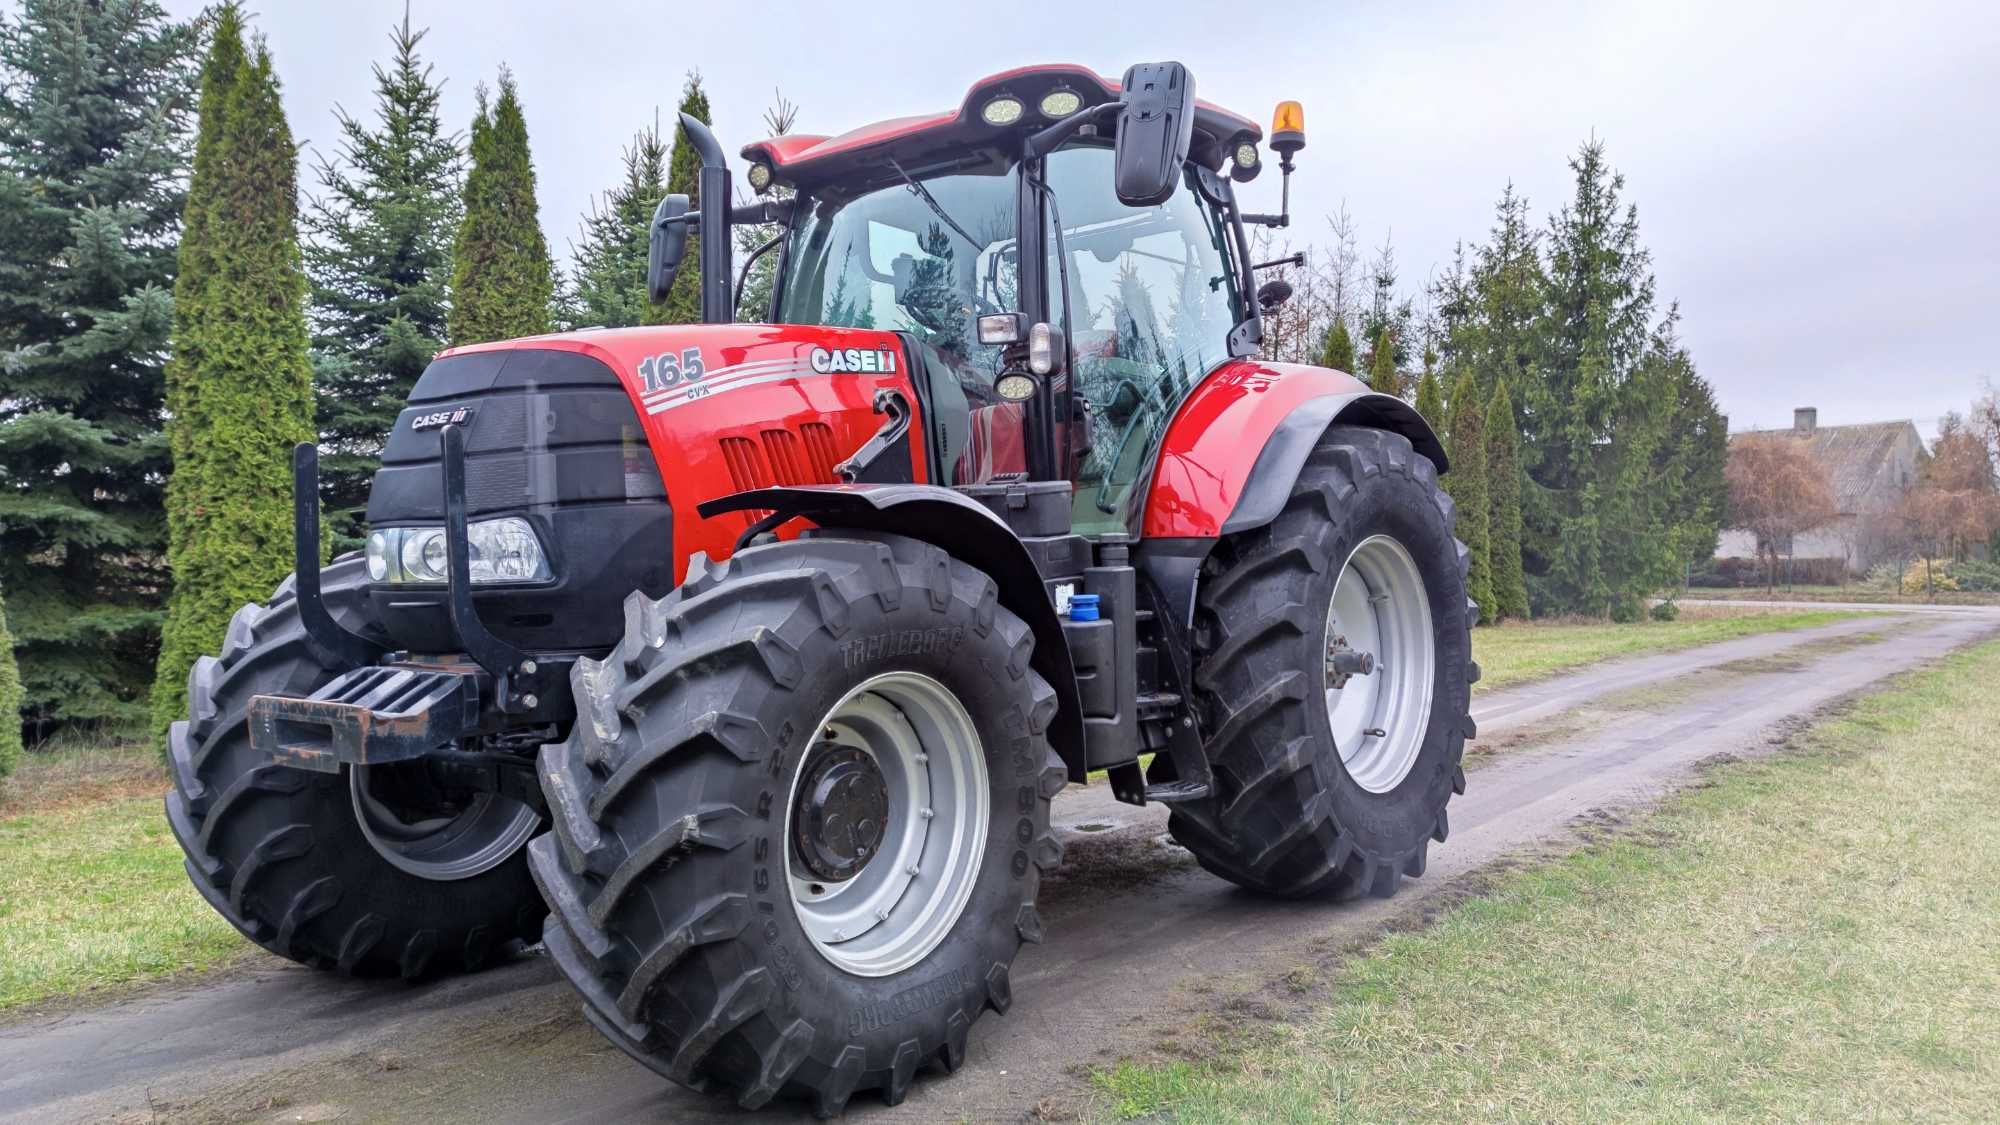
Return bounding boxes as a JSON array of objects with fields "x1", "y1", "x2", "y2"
[{"x1": 1068, "y1": 593, "x2": 1100, "y2": 621}]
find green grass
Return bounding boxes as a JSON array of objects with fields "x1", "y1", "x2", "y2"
[
  {"x1": 1680, "y1": 585, "x2": 2000, "y2": 607},
  {"x1": 0, "y1": 732, "x2": 250, "y2": 1012},
  {"x1": 1472, "y1": 605, "x2": 1868, "y2": 692},
  {"x1": 1092, "y1": 639, "x2": 2000, "y2": 1122}
]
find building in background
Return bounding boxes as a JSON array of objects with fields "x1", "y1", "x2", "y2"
[{"x1": 1716, "y1": 407, "x2": 1925, "y2": 574}]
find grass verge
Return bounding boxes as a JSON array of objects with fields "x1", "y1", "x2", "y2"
[
  {"x1": 0, "y1": 731, "x2": 250, "y2": 1013},
  {"x1": 1091, "y1": 638, "x2": 2000, "y2": 1122},
  {"x1": 1472, "y1": 605, "x2": 1868, "y2": 692}
]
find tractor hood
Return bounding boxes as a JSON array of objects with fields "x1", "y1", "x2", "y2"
[{"x1": 421, "y1": 323, "x2": 930, "y2": 586}]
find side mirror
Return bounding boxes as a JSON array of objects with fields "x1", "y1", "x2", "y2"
[
  {"x1": 1112, "y1": 61, "x2": 1195, "y2": 207},
  {"x1": 646, "y1": 194, "x2": 692, "y2": 304},
  {"x1": 1256, "y1": 278, "x2": 1294, "y2": 312}
]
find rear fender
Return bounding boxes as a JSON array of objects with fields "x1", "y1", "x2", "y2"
[
  {"x1": 699, "y1": 484, "x2": 1088, "y2": 781},
  {"x1": 1141, "y1": 360, "x2": 1447, "y2": 540}
]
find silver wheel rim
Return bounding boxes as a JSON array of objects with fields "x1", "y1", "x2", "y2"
[
  {"x1": 1324, "y1": 534, "x2": 1436, "y2": 794},
  {"x1": 350, "y1": 764, "x2": 540, "y2": 881},
  {"x1": 787, "y1": 672, "x2": 988, "y2": 978}
]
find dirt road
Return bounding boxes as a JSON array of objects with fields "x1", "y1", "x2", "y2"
[{"x1": 4, "y1": 610, "x2": 1993, "y2": 1124}]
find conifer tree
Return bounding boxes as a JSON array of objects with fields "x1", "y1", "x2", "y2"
[
  {"x1": 1443, "y1": 371, "x2": 1493, "y2": 624},
  {"x1": 1317, "y1": 318, "x2": 1356, "y2": 372},
  {"x1": 571, "y1": 117, "x2": 667, "y2": 328},
  {"x1": 1485, "y1": 379, "x2": 1529, "y2": 620},
  {"x1": 1526, "y1": 140, "x2": 1660, "y2": 616},
  {"x1": 0, "y1": 0, "x2": 198, "y2": 730},
  {"x1": 1366, "y1": 325, "x2": 1400, "y2": 397},
  {"x1": 0, "y1": 582, "x2": 21, "y2": 777},
  {"x1": 449, "y1": 71, "x2": 552, "y2": 344},
  {"x1": 659, "y1": 73, "x2": 714, "y2": 325},
  {"x1": 1358, "y1": 235, "x2": 1413, "y2": 371},
  {"x1": 152, "y1": 9, "x2": 316, "y2": 736},
  {"x1": 1414, "y1": 365, "x2": 1445, "y2": 431},
  {"x1": 306, "y1": 10, "x2": 462, "y2": 542}
]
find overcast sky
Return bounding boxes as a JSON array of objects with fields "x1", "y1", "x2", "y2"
[{"x1": 153, "y1": 0, "x2": 1999, "y2": 438}]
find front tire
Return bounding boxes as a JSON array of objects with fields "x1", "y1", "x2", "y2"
[
  {"x1": 164, "y1": 558, "x2": 547, "y2": 977},
  {"x1": 529, "y1": 534, "x2": 1064, "y2": 1114},
  {"x1": 1168, "y1": 425, "x2": 1476, "y2": 899}
]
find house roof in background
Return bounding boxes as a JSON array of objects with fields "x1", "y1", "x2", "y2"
[{"x1": 1729, "y1": 419, "x2": 1923, "y2": 514}]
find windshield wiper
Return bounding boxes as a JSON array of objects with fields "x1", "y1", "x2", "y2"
[{"x1": 887, "y1": 158, "x2": 981, "y2": 250}]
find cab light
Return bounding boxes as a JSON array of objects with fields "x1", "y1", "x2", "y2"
[
  {"x1": 1038, "y1": 89, "x2": 1083, "y2": 119},
  {"x1": 977, "y1": 312, "x2": 1025, "y2": 345},
  {"x1": 980, "y1": 95, "x2": 1025, "y2": 126},
  {"x1": 1028, "y1": 321, "x2": 1065, "y2": 376},
  {"x1": 746, "y1": 161, "x2": 773, "y2": 192}
]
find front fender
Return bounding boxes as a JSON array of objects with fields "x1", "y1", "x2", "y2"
[
  {"x1": 699, "y1": 484, "x2": 1088, "y2": 781},
  {"x1": 1141, "y1": 360, "x2": 1447, "y2": 540}
]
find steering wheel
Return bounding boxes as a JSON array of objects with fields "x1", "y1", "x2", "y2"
[{"x1": 1074, "y1": 355, "x2": 1174, "y2": 513}]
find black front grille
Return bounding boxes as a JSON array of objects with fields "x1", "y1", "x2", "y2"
[{"x1": 364, "y1": 347, "x2": 673, "y2": 654}]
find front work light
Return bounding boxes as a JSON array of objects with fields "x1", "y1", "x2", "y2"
[
  {"x1": 746, "y1": 162, "x2": 773, "y2": 192},
  {"x1": 365, "y1": 518, "x2": 552, "y2": 585},
  {"x1": 980, "y1": 95, "x2": 1025, "y2": 126}
]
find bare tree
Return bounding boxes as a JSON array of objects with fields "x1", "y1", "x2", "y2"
[
  {"x1": 1900, "y1": 413, "x2": 2000, "y2": 586},
  {"x1": 1726, "y1": 434, "x2": 1839, "y2": 591}
]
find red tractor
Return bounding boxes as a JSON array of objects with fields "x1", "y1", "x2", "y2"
[{"x1": 166, "y1": 63, "x2": 1473, "y2": 1114}]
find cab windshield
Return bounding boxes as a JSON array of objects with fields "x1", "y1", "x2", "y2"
[
  {"x1": 777, "y1": 170, "x2": 1018, "y2": 384},
  {"x1": 775, "y1": 148, "x2": 1241, "y2": 529}
]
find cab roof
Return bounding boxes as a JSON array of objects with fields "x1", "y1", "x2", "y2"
[{"x1": 739, "y1": 64, "x2": 1262, "y2": 191}]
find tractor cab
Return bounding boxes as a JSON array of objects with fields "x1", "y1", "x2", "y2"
[{"x1": 655, "y1": 63, "x2": 1285, "y2": 536}]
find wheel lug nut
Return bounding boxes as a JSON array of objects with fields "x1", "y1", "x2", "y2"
[
  {"x1": 875, "y1": 908, "x2": 889, "y2": 921},
  {"x1": 919, "y1": 807, "x2": 934, "y2": 819},
  {"x1": 915, "y1": 752, "x2": 929, "y2": 764},
  {"x1": 906, "y1": 864, "x2": 920, "y2": 876}
]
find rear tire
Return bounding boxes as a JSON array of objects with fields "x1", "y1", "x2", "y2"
[
  {"x1": 529, "y1": 533, "x2": 1064, "y2": 1114},
  {"x1": 1168, "y1": 425, "x2": 1476, "y2": 899},
  {"x1": 165, "y1": 558, "x2": 546, "y2": 977}
]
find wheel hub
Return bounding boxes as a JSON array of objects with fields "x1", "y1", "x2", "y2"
[
  {"x1": 793, "y1": 744, "x2": 890, "y2": 881},
  {"x1": 1324, "y1": 535, "x2": 1437, "y2": 794},
  {"x1": 785, "y1": 672, "x2": 988, "y2": 978}
]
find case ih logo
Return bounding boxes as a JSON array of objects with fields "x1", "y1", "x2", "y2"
[
  {"x1": 808, "y1": 346, "x2": 898, "y2": 375},
  {"x1": 410, "y1": 406, "x2": 472, "y2": 431}
]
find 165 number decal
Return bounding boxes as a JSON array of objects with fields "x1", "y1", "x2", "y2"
[{"x1": 638, "y1": 347, "x2": 706, "y2": 395}]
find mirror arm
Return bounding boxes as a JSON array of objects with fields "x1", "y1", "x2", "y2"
[{"x1": 1025, "y1": 101, "x2": 1119, "y2": 159}]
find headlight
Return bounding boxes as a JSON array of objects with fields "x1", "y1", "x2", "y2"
[
  {"x1": 402, "y1": 529, "x2": 446, "y2": 581},
  {"x1": 364, "y1": 519, "x2": 552, "y2": 585},
  {"x1": 467, "y1": 517, "x2": 547, "y2": 582},
  {"x1": 365, "y1": 532, "x2": 391, "y2": 581}
]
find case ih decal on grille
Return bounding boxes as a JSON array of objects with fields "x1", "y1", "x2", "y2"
[
  {"x1": 641, "y1": 354, "x2": 818, "y2": 415},
  {"x1": 808, "y1": 345, "x2": 897, "y2": 374},
  {"x1": 410, "y1": 406, "x2": 473, "y2": 431}
]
